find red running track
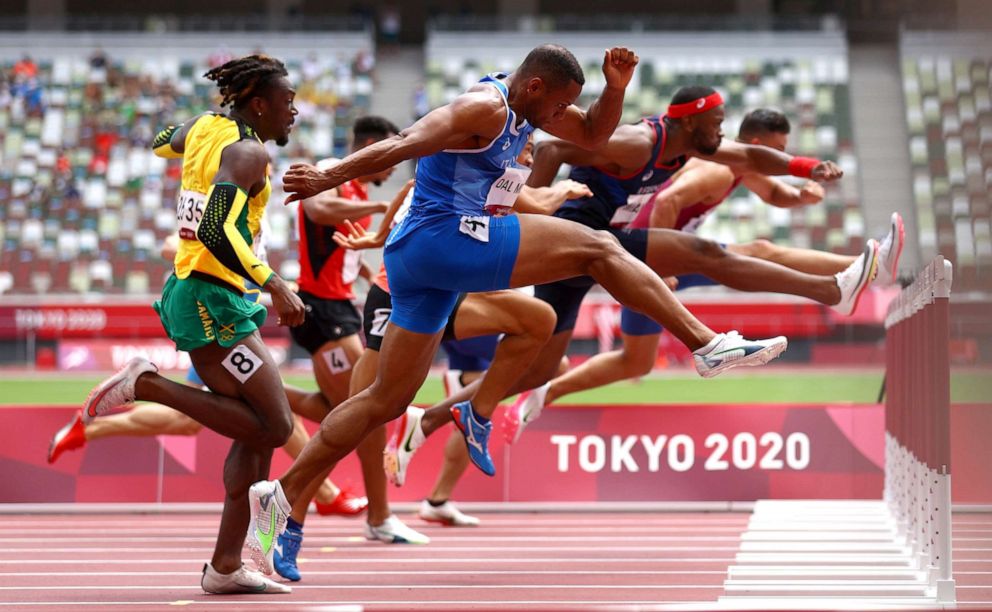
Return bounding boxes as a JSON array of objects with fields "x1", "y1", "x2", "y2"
[{"x1": 0, "y1": 511, "x2": 989, "y2": 610}]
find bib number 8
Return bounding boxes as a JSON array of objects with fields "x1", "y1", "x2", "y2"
[{"x1": 222, "y1": 344, "x2": 263, "y2": 383}]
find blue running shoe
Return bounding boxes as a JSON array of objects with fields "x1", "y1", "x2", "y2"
[
  {"x1": 451, "y1": 401, "x2": 495, "y2": 476},
  {"x1": 273, "y1": 527, "x2": 303, "y2": 582}
]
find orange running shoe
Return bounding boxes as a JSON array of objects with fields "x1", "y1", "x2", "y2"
[
  {"x1": 315, "y1": 486, "x2": 368, "y2": 516},
  {"x1": 47, "y1": 410, "x2": 86, "y2": 464}
]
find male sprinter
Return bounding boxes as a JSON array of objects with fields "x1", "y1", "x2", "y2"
[
  {"x1": 79, "y1": 55, "x2": 303, "y2": 594},
  {"x1": 506, "y1": 107, "x2": 903, "y2": 436},
  {"x1": 244, "y1": 45, "x2": 794, "y2": 575}
]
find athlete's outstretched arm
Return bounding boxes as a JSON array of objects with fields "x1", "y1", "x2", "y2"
[
  {"x1": 514, "y1": 180, "x2": 592, "y2": 215},
  {"x1": 700, "y1": 140, "x2": 843, "y2": 182},
  {"x1": 740, "y1": 173, "x2": 825, "y2": 208},
  {"x1": 332, "y1": 179, "x2": 415, "y2": 251},
  {"x1": 283, "y1": 94, "x2": 504, "y2": 202},
  {"x1": 648, "y1": 163, "x2": 734, "y2": 229},
  {"x1": 528, "y1": 124, "x2": 652, "y2": 187},
  {"x1": 541, "y1": 47, "x2": 639, "y2": 150},
  {"x1": 302, "y1": 188, "x2": 389, "y2": 226}
]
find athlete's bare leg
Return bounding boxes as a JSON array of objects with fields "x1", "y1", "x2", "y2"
[
  {"x1": 645, "y1": 230, "x2": 841, "y2": 305},
  {"x1": 85, "y1": 403, "x2": 202, "y2": 441},
  {"x1": 280, "y1": 413, "x2": 338, "y2": 509},
  {"x1": 130, "y1": 332, "x2": 293, "y2": 575},
  {"x1": 278, "y1": 326, "x2": 442, "y2": 504},
  {"x1": 728, "y1": 240, "x2": 855, "y2": 276},
  {"x1": 284, "y1": 336, "x2": 364, "y2": 523},
  {"x1": 132, "y1": 334, "x2": 293, "y2": 449},
  {"x1": 421, "y1": 291, "x2": 556, "y2": 433},
  {"x1": 544, "y1": 332, "x2": 660, "y2": 405},
  {"x1": 348, "y1": 347, "x2": 391, "y2": 527},
  {"x1": 427, "y1": 430, "x2": 471, "y2": 503}
]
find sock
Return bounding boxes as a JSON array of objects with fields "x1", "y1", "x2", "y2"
[
  {"x1": 428, "y1": 498, "x2": 447, "y2": 507},
  {"x1": 286, "y1": 517, "x2": 304, "y2": 533},
  {"x1": 469, "y1": 403, "x2": 490, "y2": 425},
  {"x1": 693, "y1": 333, "x2": 724, "y2": 356}
]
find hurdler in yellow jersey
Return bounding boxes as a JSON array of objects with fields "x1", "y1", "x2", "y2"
[
  {"x1": 79, "y1": 55, "x2": 303, "y2": 595},
  {"x1": 152, "y1": 112, "x2": 291, "y2": 351}
]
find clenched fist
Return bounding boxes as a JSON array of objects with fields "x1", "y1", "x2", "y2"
[{"x1": 602, "y1": 47, "x2": 639, "y2": 91}]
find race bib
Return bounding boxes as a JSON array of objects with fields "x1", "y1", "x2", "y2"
[
  {"x1": 176, "y1": 189, "x2": 207, "y2": 240},
  {"x1": 322, "y1": 346, "x2": 352, "y2": 374},
  {"x1": 369, "y1": 308, "x2": 391, "y2": 337},
  {"x1": 222, "y1": 344, "x2": 263, "y2": 383},
  {"x1": 459, "y1": 215, "x2": 490, "y2": 242},
  {"x1": 609, "y1": 192, "x2": 653, "y2": 227},
  {"x1": 484, "y1": 166, "x2": 531, "y2": 215},
  {"x1": 342, "y1": 249, "x2": 362, "y2": 285}
]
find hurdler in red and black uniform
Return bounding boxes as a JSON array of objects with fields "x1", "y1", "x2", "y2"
[{"x1": 289, "y1": 117, "x2": 400, "y2": 382}]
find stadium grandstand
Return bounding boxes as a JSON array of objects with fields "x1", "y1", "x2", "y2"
[{"x1": 0, "y1": 0, "x2": 989, "y2": 609}]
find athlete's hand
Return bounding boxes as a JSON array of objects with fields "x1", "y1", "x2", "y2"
[
  {"x1": 602, "y1": 47, "x2": 639, "y2": 90},
  {"x1": 333, "y1": 220, "x2": 386, "y2": 251},
  {"x1": 555, "y1": 179, "x2": 593, "y2": 201},
  {"x1": 267, "y1": 276, "x2": 306, "y2": 327},
  {"x1": 663, "y1": 276, "x2": 679, "y2": 290},
  {"x1": 282, "y1": 163, "x2": 336, "y2": 205},
  {"x1": 798, "y1": 180, "x2": 825, "y2": 204},
  {"x1": 810, "y1": 160, "x2": 843, "y2": 182}
]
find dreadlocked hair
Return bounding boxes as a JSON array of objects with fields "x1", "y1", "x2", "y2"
[{"x1": 203, "y1": 55, "x2": 288, "y2": 109}]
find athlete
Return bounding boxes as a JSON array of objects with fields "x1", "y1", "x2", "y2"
[
  {"x1": 273, "y1": 119, "x2": 430, "y2": 583},
  {"x1": 244, "y1": 45, "x2": 798, "y2": 576},
  {"x1": 505, "y1": 108, "x2": 904, "y2": 437},
  {"x1": 78, "y1": 55, "x2": 304, "y2": 594}
]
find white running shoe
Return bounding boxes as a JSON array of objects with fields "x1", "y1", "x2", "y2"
[
  {"x1": 875, "y1": 212, "x2": 905, "y2": 286},
  {"x1": 443, "y1": 369, "x2": 465, "y2": 398},
  {"x1": 364, "y1": 515, "x2": 430, "y2": 544},
  {"x1": 81, "y1": 357, "x2": 158, "y2": 425},
  {"x1": 201, "y1": 562, "x2": 291, "y2": 594},
  {"x1": 246, "y1": 480, "x2": 291, "y2": 575},
  {"x1": 832, "y1": 239, "x2": 880, "y2": 315},
  {"x1": 693, "y1": 331, "x2": 788, "y2": 379},
  {"x1": 383, "y1": 406, "x2": 425, "y2": 487},
  {"x1": 502, "y1": 382, "x2": 549, "y2": 444},
  {"x1": 419, "y1": 499, "x2": 481, "y2": 527}
]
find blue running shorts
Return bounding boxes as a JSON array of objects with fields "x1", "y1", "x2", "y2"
[{"x1": 384, "y1": 213, "x2": 520, "y2": 334}]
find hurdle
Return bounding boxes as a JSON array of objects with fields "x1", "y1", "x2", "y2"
[
  {"x1": 884, "y1": 255, "x2": 956, "y2": 602},
  {"x1": 721, "y1": 256, "x2": 956, "y2": 606}
]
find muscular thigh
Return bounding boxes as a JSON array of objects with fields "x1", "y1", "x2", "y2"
[
  {"x1": 312, "y1": 333, "x2": 365, "y2": 405},
  {"x1": 452, "y1": 290, "x2": 548, "y2": 338},
  {"x1": 645, "y1": 228, "x2": 718, "y2": 277},
  {"x1": 508, "y1": 213, "x2": 609, "y2": 288},
  {"x1": 189, "y1": 331, "x2": 288, "y2": 413}
]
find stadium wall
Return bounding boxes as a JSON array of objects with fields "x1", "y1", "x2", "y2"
[{"x1": 5, "y1": 402, "x2": 990, "y2": 504}]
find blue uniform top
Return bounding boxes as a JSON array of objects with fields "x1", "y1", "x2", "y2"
[
  {"x1": 389, "y1": 73, "x2": 534, "y2": 245},
  {"x1": 556, "y1": 116, "x2": 687, "y2": 230}
]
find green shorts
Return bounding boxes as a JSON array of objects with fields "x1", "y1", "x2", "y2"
[{"x1": 153, "y1": 274, "x2": 267, "y2": 352}]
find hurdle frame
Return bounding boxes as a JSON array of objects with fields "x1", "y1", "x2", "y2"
[{"x1": 884, "y1": 255, "x2": 956, "y2": 603}]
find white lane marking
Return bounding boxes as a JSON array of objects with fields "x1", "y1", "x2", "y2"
[
  {"x1": 0, "y1": 584, "x2": 722, "y2": 591},
  {"x1": 0, "y1": 556, "x2": 739, "y2": 565},
  {"x1": 0, "y1": 545, "x2": 743, "y2": 553},
  {"x1": 0, "y1": 569, "x2": 731, "y2": 577},
  {"x1": 0, "y1": 535, "x2": 744, "y2": 543}
]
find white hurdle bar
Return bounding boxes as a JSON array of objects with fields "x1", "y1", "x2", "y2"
[{"x1": 884, "y1": 255, "x2": 955, "y2": 603}]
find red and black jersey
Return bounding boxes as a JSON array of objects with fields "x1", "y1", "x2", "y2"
[{"x1": 297, "y1": 177, "x2": 372, "y2": 300}]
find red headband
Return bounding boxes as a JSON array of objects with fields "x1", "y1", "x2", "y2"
[{"x1": 666, "y1": 92, "x2": 724, "y2": 119}]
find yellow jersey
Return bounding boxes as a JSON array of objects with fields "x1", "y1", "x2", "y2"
[{"x1": 166, "y1": 113, "x2": 274, "y2": 292}]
